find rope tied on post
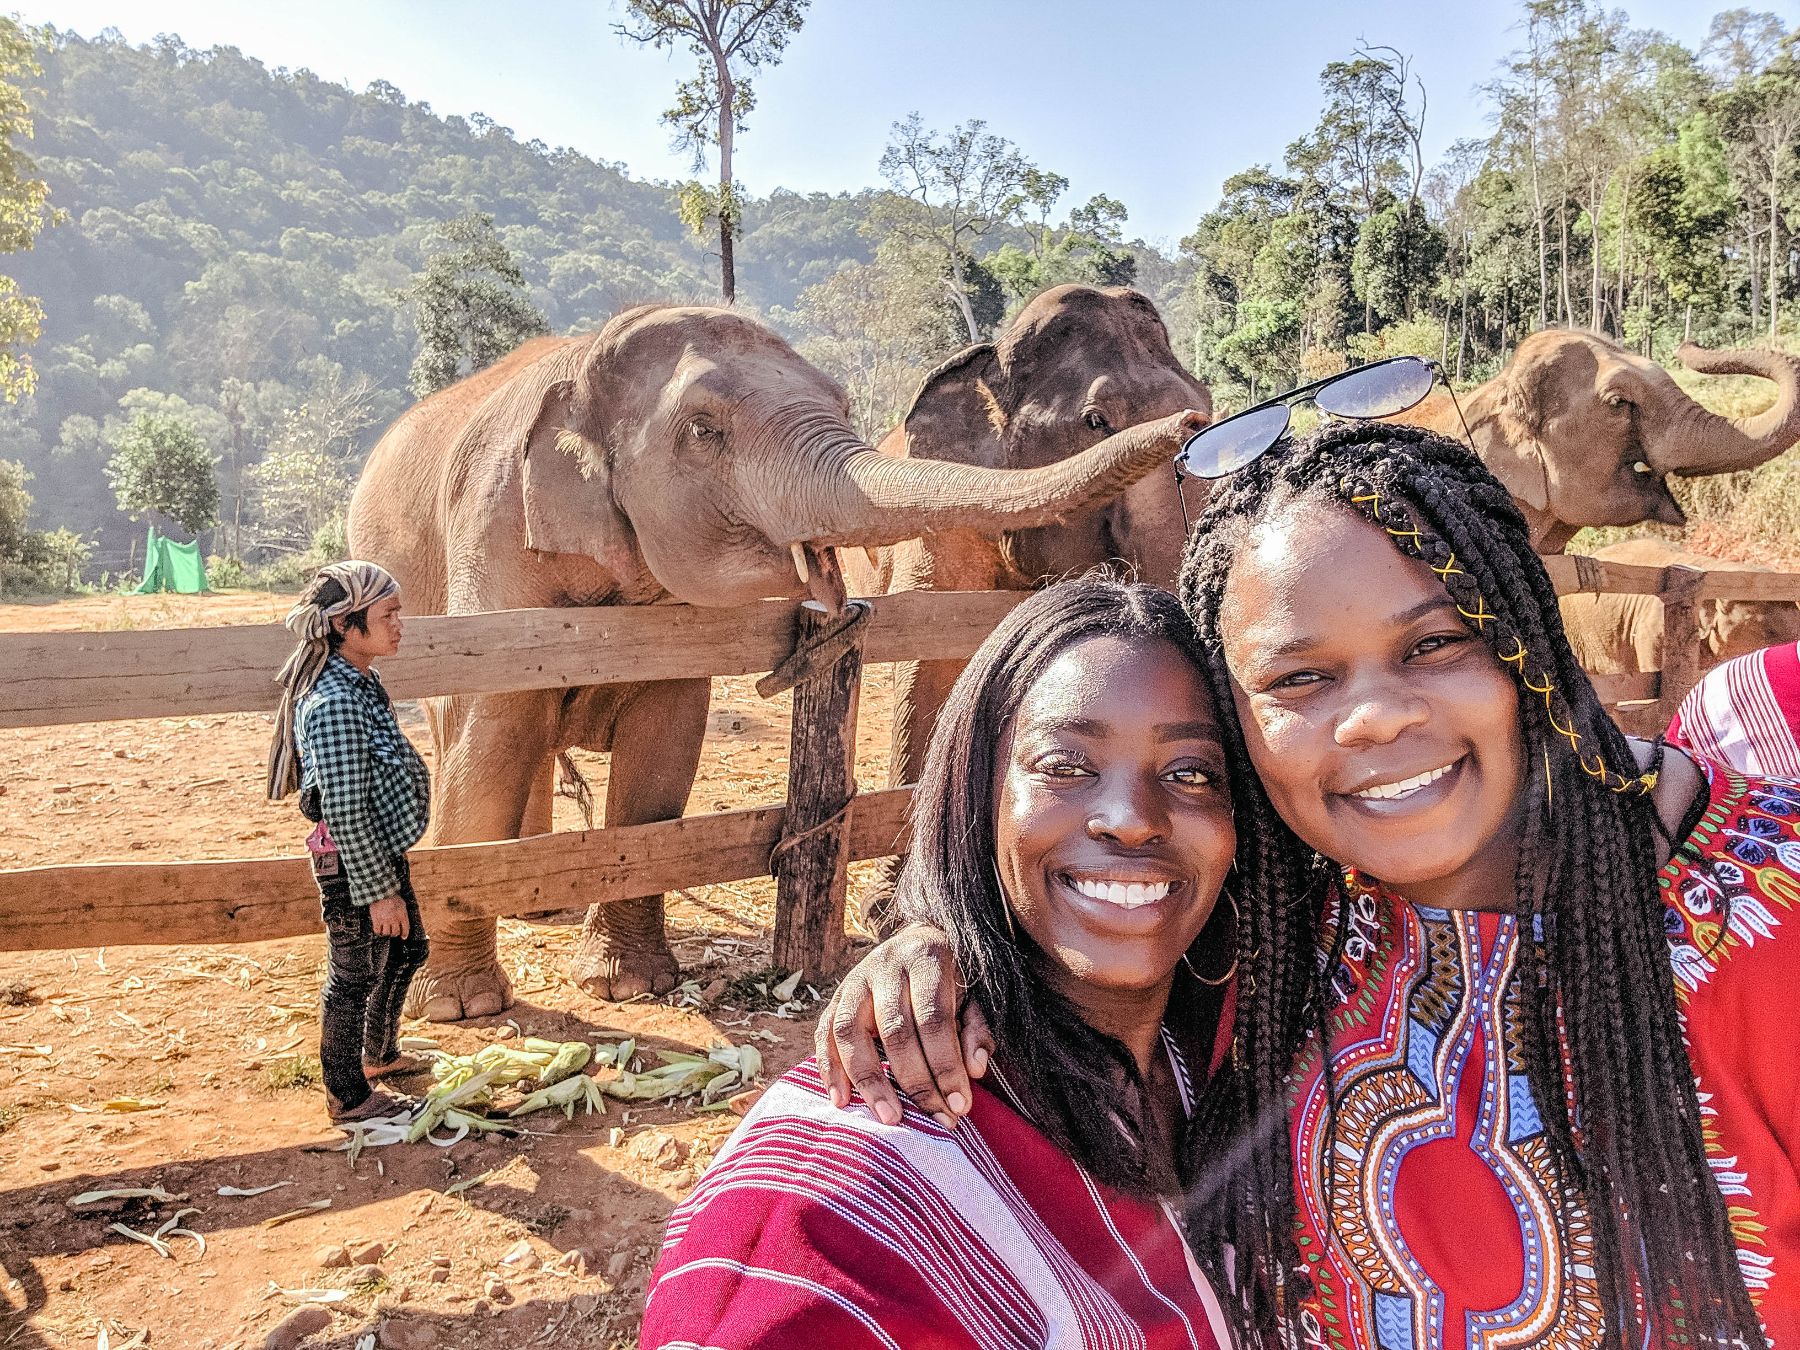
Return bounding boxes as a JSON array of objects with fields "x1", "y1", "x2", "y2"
[{"x1": 756, "y1": 600, "x2": 873, "y2": 699}]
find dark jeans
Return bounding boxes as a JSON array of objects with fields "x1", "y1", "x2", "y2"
[{"x1": 316, "y1": 855, "x2": 430, "y2": 1111}]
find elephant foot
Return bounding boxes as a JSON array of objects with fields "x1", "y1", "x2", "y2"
[
  {"x1": 405, "y1": 961, "x2": 515, "y2": 1022},
  {"x1": 569, "y1": 897, "x2": 680, "y2": 1002}
]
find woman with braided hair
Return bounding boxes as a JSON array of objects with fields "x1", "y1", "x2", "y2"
[{"x1": 817, "y1": 421, "x2": 1800, "y2": 1349}]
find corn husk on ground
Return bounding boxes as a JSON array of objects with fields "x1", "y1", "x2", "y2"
[{"x1": 388, "y1": 1034, "x2": 764, "y2": 1146}]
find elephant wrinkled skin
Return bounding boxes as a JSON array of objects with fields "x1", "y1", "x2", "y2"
[
  {"x1": 347, "y1": 304, "x2": 1205, "y2": 1019},
  {"x1": 1399, "y1": 330, "x2": 1800, "y2": 553},
  {"x1": 843, "y1": 284, "x2": 1212, "y2": 926}
]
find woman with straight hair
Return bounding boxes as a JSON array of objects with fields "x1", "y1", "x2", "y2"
[{"x1": 641, "y1": 576, "x2": 1242, "y2": 1348}]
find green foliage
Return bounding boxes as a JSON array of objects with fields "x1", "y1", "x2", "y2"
[
  {"x1": 104, "y1": 411, "x2": 218, "y2": 535},
  {"x1": 0, "y1": 454, "x2": 26, "y2": 559},
  {"x1": 32, "y1": 524, "x2": 86, "y2": 589},
  {"x1": 0, "y1": 18, "x2": 57, "y2": 404},
  {"x1": 874, "y1": 114, "x2": 1036, "y2": 339},
  {"x1": 399, "y1": 212, "x2": 547, "y2": 398}
]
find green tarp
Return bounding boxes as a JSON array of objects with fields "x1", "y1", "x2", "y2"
[{"x1": 132, "y1": 526, "x2": 209, "y2": 594}]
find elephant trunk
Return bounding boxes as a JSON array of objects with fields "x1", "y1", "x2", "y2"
[
  {"x1": 805, "y1": 410, "x2": 1206, "y2": 549},
  {"x1": 1652, "y1": 343, "x2": 1800, "y2": 477}
]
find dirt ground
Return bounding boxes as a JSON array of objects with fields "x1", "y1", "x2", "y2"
[{"x1": 0, "y1": 590, "x2": 901, "y2": 1349}]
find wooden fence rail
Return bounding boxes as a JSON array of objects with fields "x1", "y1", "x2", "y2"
[{"x1": 4, "y1": 559, "x2": 1800, "y2": 969}]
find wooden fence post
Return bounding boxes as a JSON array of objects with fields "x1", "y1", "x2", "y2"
[
  {"x1": 770, "y1": 600, "x2": 868, "y2": 979},
  {"x1": 1656, "y1": 564, "x2": 1706, "y2": 732}
]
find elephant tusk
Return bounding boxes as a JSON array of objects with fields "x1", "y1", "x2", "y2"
[{"x1": 790, "y1": 542, "x2": 810, "y2": 585}]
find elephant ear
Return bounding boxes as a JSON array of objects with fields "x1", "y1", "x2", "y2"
[
  {"x1": 894, "y1": 343, "x2": 1008, "y2": 465},
  {"x1": 518, "y1": 377, "x2": 639, "y2": 574},
  {"x1": 1475, "y1": 368, "x2": 1553, "y2": 514}
]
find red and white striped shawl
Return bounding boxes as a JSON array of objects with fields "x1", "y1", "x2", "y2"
[
  {"x1": 1669, "y1": 640, "x2": 1800, "y2": 777},
  {"x1": 641, "y1": 1057, "x2": 1229, "y2": 1350}
]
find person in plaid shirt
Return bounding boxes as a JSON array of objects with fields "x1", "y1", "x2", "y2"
[{"x1": 267, "y1": 561, "x2": 431, "y2": 1123}]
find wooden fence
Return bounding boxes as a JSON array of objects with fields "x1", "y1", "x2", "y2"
[{"x1": 1, "y1": 557, "x2": 1797, "y2": 976}]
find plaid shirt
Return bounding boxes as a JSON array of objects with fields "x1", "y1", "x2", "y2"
[{"x1": 298, "y1": 654, "x2": 431, "y2": 907}]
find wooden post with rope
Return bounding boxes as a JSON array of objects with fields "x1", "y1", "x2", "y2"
[
  {"x1": 765, "y1": 599, "x2": 871, "y2": 979},
  {"x1": 1656, "y1": 564, "x2": 1706, "y2": 733}
]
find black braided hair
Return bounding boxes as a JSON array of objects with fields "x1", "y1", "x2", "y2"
[{"x1": 1175, "y1": 421, "x2": 1762, "y2": 1349}]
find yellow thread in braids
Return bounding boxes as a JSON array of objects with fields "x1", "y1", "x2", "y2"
[
  {"x1": 1346, "y1": 480, "x2": 1658, "y2": 797},
  {"x1": 1456, "y1": 599, "x2": 1495, "y2": 629}
]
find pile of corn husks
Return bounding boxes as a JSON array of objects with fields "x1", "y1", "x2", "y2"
[{"x1": 349, "y1": 1034, "x2": 765, "y2": 1148}]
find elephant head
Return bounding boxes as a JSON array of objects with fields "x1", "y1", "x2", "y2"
[
  {"x1": 513, "y1": 304, "x2": 1202, "y2": 608},
  {"x1": 1404, "y1": 330, "x2": 1800, "y2": 554},
  {"x1": 885, "y1": 284, "x2": 1212, "y2": 587}
]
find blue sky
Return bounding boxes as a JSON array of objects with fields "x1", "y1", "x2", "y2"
[{"x1": 15, "y1": 0, "x2": 1793, "y2": 246}]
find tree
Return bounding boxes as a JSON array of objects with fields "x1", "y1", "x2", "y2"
[
  {"x1": 616, "y1": 0, "x2": 810, "y2": 304},
  {"x1": 786, "y1": 239, "x2": 964, "y2": 439},
  {"x1": 874, "y1": 114, "x2": 1033, "y2": 340},
  {"x1": 0, "y1": 18, "x2": 58, "y2": 403},
  {"x1": 0, "y1": 454, "x2": 27, "y2": 559},
  {"x1": 1715, "y1": 31, "x2": 1800, "y2": 336},
  {"x1": 247, "y1": 369, "x2": 380, "y2": 552},
  {"x1": 399, "y1": 212, "x2": 548, "y2": 398},
  {"x1": 104, "y1": 411, "x2": 219, "y2": 536}
]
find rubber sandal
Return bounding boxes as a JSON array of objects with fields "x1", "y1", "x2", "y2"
[{"x1": 329, "y1": 1088, "x2": 413, "y2": 1124}]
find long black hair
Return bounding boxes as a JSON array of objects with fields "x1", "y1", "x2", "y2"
[
  {"x1": 895, "y1": 573, "x2": 1236, "y2": 1199},
  {"x1": 1174, "y1": 421, "x2": 1761, "y2": 1348}
]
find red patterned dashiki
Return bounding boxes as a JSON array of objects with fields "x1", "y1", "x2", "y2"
[
  {"x1": 1288, "y1": 761, "x2": 1800, "y2": 1350},
  {"x1": 641, "y1": 1055, "x2": 1230, "y2": 1349},
  {"x1": 1669, "y1": 641, "x2": 1800, "y2": 778}
]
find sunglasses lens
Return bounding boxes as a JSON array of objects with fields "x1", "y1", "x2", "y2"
[
  {"x1": 1314, "y1": 357, "x2": 1436, "y2": 419},
  {"x1": 1177, "y1": 404, "x2": 1292, "y2": 479}
]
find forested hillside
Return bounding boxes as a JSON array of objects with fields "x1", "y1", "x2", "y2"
[
  {"x1": 2, "y1": 5, "x2": 1798, "y2": 581},
  {"x1": 0, "y1": 30, "x2": 906, "y2": 560}
]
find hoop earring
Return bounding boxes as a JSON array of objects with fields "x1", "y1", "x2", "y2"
[{"x1": 1183, "y1": 886, "x2": 1239, "y2": 988}]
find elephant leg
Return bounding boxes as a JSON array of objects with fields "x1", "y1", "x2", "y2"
[
  {"x1": 858, "y1": 657, "x2": 967, "y2": 936},
  {"x1": 569, "y1": 677, "x2": 710, "y2": 1001},
  {"x1": 407, "y1": 691, "x2": 557, "y2": 1023}
]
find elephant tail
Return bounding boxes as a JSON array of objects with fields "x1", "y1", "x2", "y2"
[{"x1": 556, "y1": 752, "x2": 596, "y2": 830}]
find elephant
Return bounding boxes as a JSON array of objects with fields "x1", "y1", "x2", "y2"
[
  {"x1": 1560, "y1": 537, "x2": 1800, "y2": 684},
  {"x1": 842, "y1": 284, "x2": 1212, "y2": 922},
  {"x1": 1398, "y1": 331, "x2": 1800, "y2": 553},
  {"x1": 347, "y1": 303, "x2": 1204, "y2": 1020}
]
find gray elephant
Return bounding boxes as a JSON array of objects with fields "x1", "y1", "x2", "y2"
[
  {"x1": 347, "y1": 303, "x2": 1203, "y2": 1020},
  {"x1": 1400, "y1": 330, "x2": 1800, "y2": 553},
  {"x1": 845, "y1": 284, "x2": 1211, "y2": 919}
]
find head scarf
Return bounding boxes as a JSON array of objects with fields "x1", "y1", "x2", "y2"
[{"x1": 265, "y1": 560, "x2": 400, "y2": 800}]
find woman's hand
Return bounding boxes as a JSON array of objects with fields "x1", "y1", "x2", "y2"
[
  {"x1": 815, "y1": 924, "x2": 995, "y2": 1129},
  {"x1": 368, "y1": 894, "x2": 410, "y2": 938}
]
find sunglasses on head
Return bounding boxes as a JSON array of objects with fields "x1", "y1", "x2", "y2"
[{"x1": 1172, "y1": 355, "x2": 1471, "y2": 522}]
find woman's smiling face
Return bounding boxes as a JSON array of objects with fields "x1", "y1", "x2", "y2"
[
  {"x1": 993, "y1": 635, "x2": 1237, "y2": 1003},
  {"x1": 1219, "y1": 503, "x2": 1528, "y2": 908}
]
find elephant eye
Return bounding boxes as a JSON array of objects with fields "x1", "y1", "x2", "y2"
[
  {"x1": 1084, "y1": 409, "x2": 1111, "y2": 434},
  {"x1": 1631, "y1": 460, "x2": 1654, "y2": 476},
  {"x1": 689, "y1": 418, "x2": 721, "y2": 443}
]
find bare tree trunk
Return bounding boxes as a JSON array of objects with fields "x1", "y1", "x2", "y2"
[
  {"x1": 1772, "y1": 151, "x2": 1783, "y2": 339},
  {"x1": 1590, "y1": 175, "x2": 1605, "y2": 331},
  {"x1": 1456, "y1": 265, "x2": 1470, "y2": 383},
  {"x1": 1616, "y1": 174, "x2": 1630, "y2": 336},
  {"x1": 1558, "y1": 205, "x2": 1575, "y2": 326},
  {"x1": 1750, "y1": 219, "x2": 1762, "y2": 331},
  {"x1": 715, "y1": 58, "x2": 736, "y2": 305}
]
